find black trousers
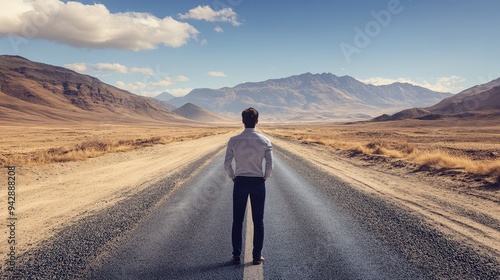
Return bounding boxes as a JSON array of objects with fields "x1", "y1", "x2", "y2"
[{"x1": 232, "y1": 176, "x2": 266, "y2": 259}]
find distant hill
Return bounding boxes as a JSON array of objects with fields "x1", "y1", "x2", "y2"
[
  {"x1": 155, "y1": 92, "x2": 176, "y2": 101},
  {"x1": 373, "y1": 108, "x2": 432, "y2": 121},
  {"x1": 173, "y1": 103, "x2": 234, "y2": 123},
  {"x1": 374, "y1": 78, "x2": 500, "y2": 121},
  {"x1": 0, "y1": 55, "x2": 189, "y2": 124},
  {"x1": 428, "y1": 78, "x2": 500, "y2": 114},
  {"x1": 150, "y1": 98, "x2": 177, "y2": 111},
  {"x1": 169, "y1": 72, "x2": 452, "y2": 121}
]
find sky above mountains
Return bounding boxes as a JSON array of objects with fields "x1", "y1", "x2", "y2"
[{"x1": 1, "y1": 0, "x2": 499, "y2": 97}]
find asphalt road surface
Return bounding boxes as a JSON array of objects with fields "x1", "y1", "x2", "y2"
[{"x1": 90, "y1": 146, "x2": 498, "y2": 280}]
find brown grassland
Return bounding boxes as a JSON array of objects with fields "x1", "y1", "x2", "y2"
[
  {"x1": 2, "y1": 118, "x2": 499, "y2": 184},
  {"x1": 0, "y1": 124, "x2": 237, "y2": 167},
  {"x1": 263, "y1": 118, "x2": 500, "y2": 185}
]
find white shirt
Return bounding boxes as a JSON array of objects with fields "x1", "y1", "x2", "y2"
[{"x1": 224, "y1": 128, "x2": 273, "y2": 180}]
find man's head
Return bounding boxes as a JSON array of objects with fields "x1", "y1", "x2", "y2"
[{"x1": 242, "y1": 107, "x2": 259, "y2": 128}]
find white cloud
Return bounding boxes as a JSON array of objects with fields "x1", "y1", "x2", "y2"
[
  {"x1": 95, "y1": 63, "x2": 128, "y2": 74},
  {"x1": 64, "y1": 61, "x2": 191, "y2": 95},
  {"x1": 131, "y1": 67, "x2": 154, "y2": 75},
  {"x1": 214, "y1": 26, "x2": 224, "y2": 33},
  {"x1": 0, "y1": 0, "x2": 198, "y2": 51},
  {"x1": 200, "y1": 39, "x2": 208, "y2": 45},
  {"x1": 168, "y1": 88, "x2": 193, "y2": 97},
  {"x1": 361, "y1": 77, "x2": 415, "y2": 86},
  {"x1": 179, "y1": 5, "x2": 241, "y2": 26},
  {"x1": 149, "y1": 75, "x2": 189, "y2": 87},
  {"x1": 207, "y1": 71, "x2": 227, "y2": 77},
  {"x1": 64, "y1": 63, "x2": 88, "y2": 73},
  {"x1": 361, "y1": 76, "x2": 466, "y2": 93},
  {"x1": 428, "y1": 76, "x2": 466, "y2": 92},
  {"x1": 64, "y1": 63, "x2": 167, "y2": 76},
  {"x1": 175, "y1": 75, "x2": 189, "y2": 82},
  {"x1": 65, "y1": 62, "x2": 129, "y2": 73},
  {"x1": 150, "y1": 78, "x2": 175, "y2": 87},
  {"x1": 115, "y1": 81, "x2": 146, "y2": 92}
]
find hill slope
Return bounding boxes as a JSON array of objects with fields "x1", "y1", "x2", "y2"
[
  {"x1": 169, "y1": 72, "x2": 452, "y2": 121},
  {"x1": 150, "y1": 98, "x2": 177, "y2": 111},
  {"x1": 429, "y1": 78, "x2": 500, "y2": 114},
  {"x1": 173, "y1": 103, "x2": 233, "y2": 123},
  {"x1": 374, "y1": 78, "x2": 500, "y2": 121},
  {"x1": 0, "y1": 55, "x2": 188, "y2": 124}
]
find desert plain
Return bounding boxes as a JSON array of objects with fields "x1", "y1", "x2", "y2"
[{"x1": 1, "y1": 117, "x2": 499, "y2": 270}]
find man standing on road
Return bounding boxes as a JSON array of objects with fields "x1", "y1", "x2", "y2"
[{"x1": 224, "y1": 107, "x2": 273, "y2": 265}]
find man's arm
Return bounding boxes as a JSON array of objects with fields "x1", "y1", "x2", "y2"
[
  {"x1": 224, "y1": 140, "x2": 236, "y2": 179},
  {"x1": 264, "y1": 141, "x2": 273, "y2": 180}
]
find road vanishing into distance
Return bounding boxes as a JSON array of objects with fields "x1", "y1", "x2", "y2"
[{"x1": 8, "y1": 145, "x2": 499, "y2": 279}]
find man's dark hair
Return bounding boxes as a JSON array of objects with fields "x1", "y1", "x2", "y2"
[{"x1": 242, "y1": 107, "x2": 259, "y2": 128}]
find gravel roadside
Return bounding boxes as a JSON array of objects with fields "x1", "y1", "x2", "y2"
[
  {"x1": 3, "y1": 147, "x2": 225, "y2": 279},
  {"x1": 275, "y1": 145, "x2": 500, "y2": 280}
]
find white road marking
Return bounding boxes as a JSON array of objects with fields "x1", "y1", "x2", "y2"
[{"x1": 243, "y1": 201, "x2": 264, "y2": 280}]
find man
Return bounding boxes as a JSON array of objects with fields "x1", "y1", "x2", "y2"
[{"x1": 224, "y1": 107, "x2": 273, "y2": 265}]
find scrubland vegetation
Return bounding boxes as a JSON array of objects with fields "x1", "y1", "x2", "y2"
[
  {"x1": 264, "y1": 121, "x2": 500, "y2": 183},
  {"x1": 0, "y1": 125, "x2": 235, "y2": 166}
]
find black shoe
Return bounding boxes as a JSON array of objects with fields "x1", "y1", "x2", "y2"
[
  {"x1": 252, "y1": 256, "x2": 264, "y2": 265},
  {"x1": 232, "y1": 255, "x2": 241, "y2": 265}
]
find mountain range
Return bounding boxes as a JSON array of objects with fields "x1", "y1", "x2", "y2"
[
  {"x1": 3, "y1": 55, "x2": 493, "y2": 125},
  {"x1": 168, "y1": 72, "x2": 452, "y2": 121},
  {"x1": 0, "y1": 55, "x2": 188, "y2": 124},
  {"x1": 374, "y1": 78, "x2": 500, "y2": 121}
]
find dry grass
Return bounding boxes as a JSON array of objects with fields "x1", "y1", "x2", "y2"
[
  {"x1": 0, "y1": 125, "x2": 237, "y2": 167},
  {"x1": 263, "y1": 121, "x2": 500, "y2": 182},
  {"x1": 1, "y1": 138, "x2": 160, "y2": 166}
]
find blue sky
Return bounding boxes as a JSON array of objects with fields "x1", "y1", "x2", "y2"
[{"x1": 1, "y1": 0, "x2": 499, "y2": 97}]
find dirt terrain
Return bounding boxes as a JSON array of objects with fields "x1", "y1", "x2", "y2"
[
  {"x1": 1, "y1": 122, "x2": 498, "y2": 275},
  {"x1": 264, "y1": 118, "x2": 500, "y2": 182},
  {"x1": 0, "y1": 124, "x2": 235, "y2": 166},
  {"x1": 0, "y1": 127, "x2": 237, "y2": 261}
]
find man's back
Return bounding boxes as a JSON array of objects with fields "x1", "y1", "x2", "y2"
[{"x1": 224, "y1": 128, "x2": 273, "y2": 180}]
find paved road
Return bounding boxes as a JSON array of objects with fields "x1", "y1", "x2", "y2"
[
  {"x1": 87, "y1": 145, "x2": 500, "y2": 280},
  {"x1": 93, "y1": 149, "x2": 432, "y2": 279}
]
